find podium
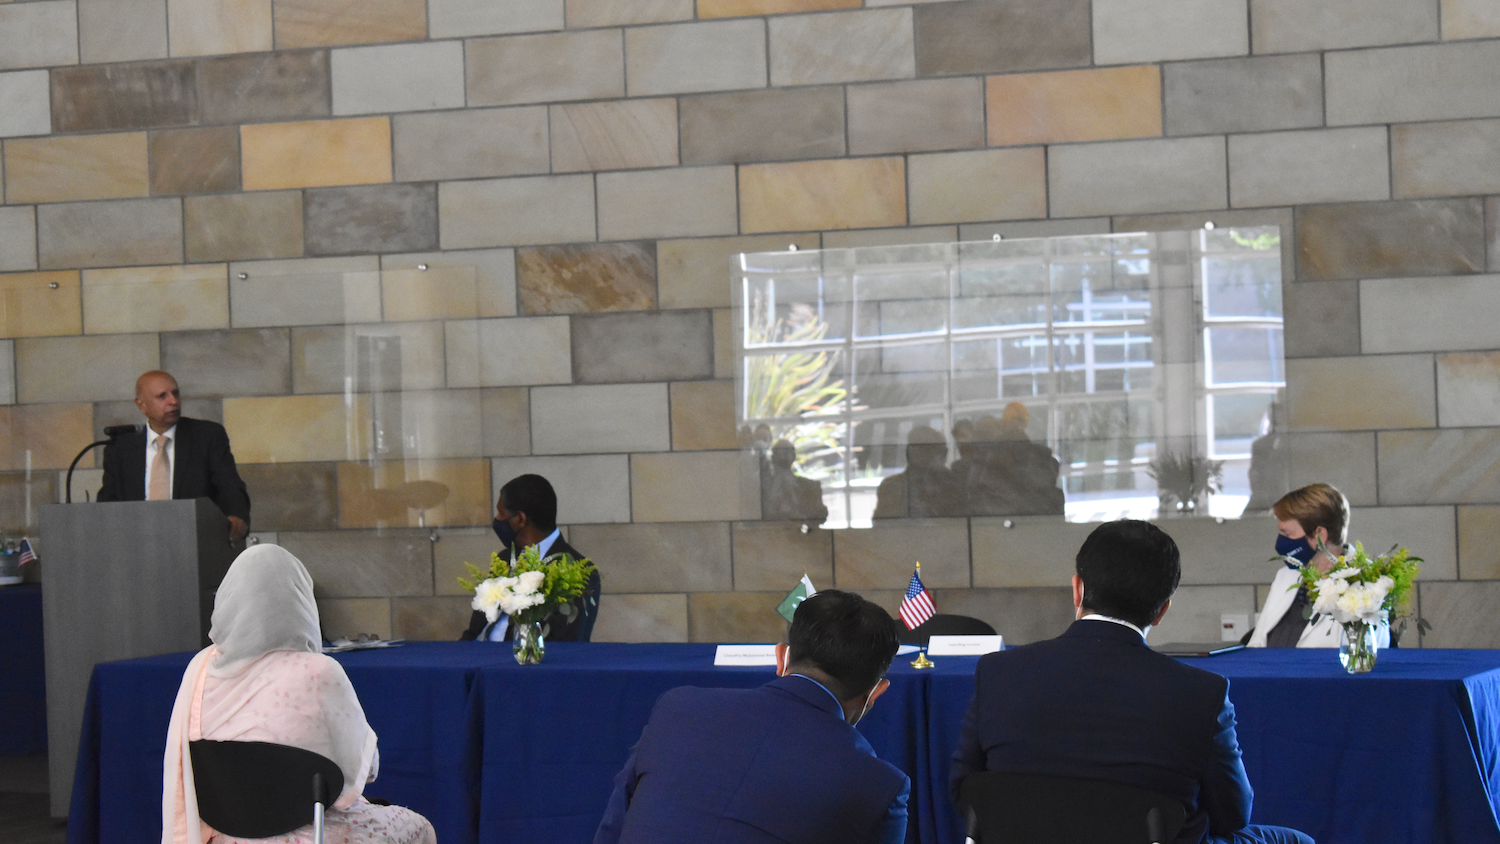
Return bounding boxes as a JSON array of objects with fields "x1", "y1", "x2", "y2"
[{"x1": 39, "y1": 498, "x2": 233, "y2": 817}]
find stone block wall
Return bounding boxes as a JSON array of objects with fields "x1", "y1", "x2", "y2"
[{"x1": 2, "y1": 0, "x2": 1498, "y2": 646}]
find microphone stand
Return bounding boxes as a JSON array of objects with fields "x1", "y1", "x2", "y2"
[{"x1": 64, "y1": 440, "x2": 112, "y2": 503}]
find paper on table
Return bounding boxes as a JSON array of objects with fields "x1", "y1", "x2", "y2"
[{"x1": 714, "y1": 645, "x2": 778, "y2": 666}]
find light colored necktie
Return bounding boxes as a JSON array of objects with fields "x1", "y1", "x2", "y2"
[{"x1": 149, "y1": 434, "x2": 170, "y2": 501}]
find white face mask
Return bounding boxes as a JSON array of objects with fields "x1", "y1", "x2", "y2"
[{"x1": 849, "y1": 683, "x2": 879, "y2": 726}]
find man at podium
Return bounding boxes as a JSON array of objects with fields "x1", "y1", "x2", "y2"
[{"x1": 97, "y1": 370, "x2": 250, "y2": 544}]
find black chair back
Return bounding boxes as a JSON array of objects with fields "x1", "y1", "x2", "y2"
[
  {"x1": 898, "y1": 614, "x2": 997, "y2": 645},
  {"x1": 959, "y1": 770, "x2": 1186, "y2": 844},
  {"x1": 189, "y1": 740, "x2": 344, "y2": 839}
]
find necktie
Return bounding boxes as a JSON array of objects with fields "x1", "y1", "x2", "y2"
[{"x1": 149, "y1": 435, "x2": 170, "y2": 501}]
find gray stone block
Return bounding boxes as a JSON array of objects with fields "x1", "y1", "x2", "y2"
[
  {"x1": 304, "y1": 184, "x2": 438, "y2": 257},
  {"x1": 571, "y1": 310, "x2": 714, "y2": 383}
]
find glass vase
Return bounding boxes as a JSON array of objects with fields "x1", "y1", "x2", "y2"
[
  {"x1": 1339, "y1": 620, "x2": 1378, "y2": 674},
  {"x1": 512, "y1": 620, "x2": 545, "y2": 665}
]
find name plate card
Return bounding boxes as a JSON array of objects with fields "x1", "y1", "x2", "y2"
[
  {"x1": 925, "y1": 635, "x2": 1003, "y2": 656},
  {"x1": 714, "y1": 645, "x2": 779, "y2": 666}
]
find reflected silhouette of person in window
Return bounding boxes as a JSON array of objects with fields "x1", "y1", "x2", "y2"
[
  {"x1": 761, "y1": 440, "x2": 828, "y2": 526},
  {"x1": 952, "y1": 404, "x2": 1064, "y2": 516},
  {"x1": 873, "y1": 426, "x2": 961, "y2": 519}
]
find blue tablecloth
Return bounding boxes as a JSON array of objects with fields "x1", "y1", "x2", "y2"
[
  {"x1": 0, "y1": 583, "x2": 47, "y2": 755},
  {"x1": 67, "y1": 642, "x2": 1500, "y2": 844}
]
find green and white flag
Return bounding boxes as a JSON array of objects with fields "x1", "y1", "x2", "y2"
[{"x1": 776, "y1": 573, "x2": 817, "y2": 623}]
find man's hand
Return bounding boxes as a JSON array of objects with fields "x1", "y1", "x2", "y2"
[{"x1": 227, "y1": 516, "x2": 249, "y2": 544}]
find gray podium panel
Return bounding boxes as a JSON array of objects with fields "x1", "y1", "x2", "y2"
[{"x1": 40, "y1": 498, "x2": 232, "y2": 817}]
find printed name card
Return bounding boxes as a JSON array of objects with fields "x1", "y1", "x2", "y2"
[
  {"x1": 714, "y1": 645, "x2": 779, "y2": 666},
  {"x1": 925, "y1": 635, "x2": 1003, "y2": 656}
]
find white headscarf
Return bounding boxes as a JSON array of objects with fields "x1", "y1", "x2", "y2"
[{"x1": 208, "y1": 544, "x2": 320, "y2": 676}]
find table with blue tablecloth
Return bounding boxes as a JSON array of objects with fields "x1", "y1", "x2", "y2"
[
  {"x1": 0, "y1": 583, "x2": 47, "y2": 756},
  {"x1": 68, "y1": 642, "x2": 1500, "y2": 844}
]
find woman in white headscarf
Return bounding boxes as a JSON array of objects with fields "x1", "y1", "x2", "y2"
[{"x1": 162, "y1": 544, "x2": 435, "y2": 844}]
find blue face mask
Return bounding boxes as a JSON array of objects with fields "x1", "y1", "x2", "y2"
[
  {"x1": 1276, "y1": 533, "x2": 1315, "y2": 565},
  {"x1": 493, "y1": 517, "x2": 516, "y2": 548}
]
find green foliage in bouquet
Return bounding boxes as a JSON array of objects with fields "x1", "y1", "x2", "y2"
[
  {"x1": 1296, "y1": 541, "x2": 1430, "y2": 637},
  {"x1": 459, "y1": 544, "x2": 597, "y2": 625}
]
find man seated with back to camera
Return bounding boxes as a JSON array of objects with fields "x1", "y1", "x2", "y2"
[
  {"x1": 950, "y1": 520, "x2": 1314, "y2": 844},
  {"x1": 595, "y1": 589, "x2": 909, "y2": 844}
]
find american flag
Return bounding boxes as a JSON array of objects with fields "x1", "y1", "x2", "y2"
[
  {"x1": 899, "y1": 569, "x2": 934, "y2": 630},
  {"x1": 18, "y1": 538, "x2": 36, "y2": 566}
]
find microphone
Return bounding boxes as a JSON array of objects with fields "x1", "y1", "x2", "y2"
[{"x1": 103, "y1": 424, "x2": 143, "y2": 438}]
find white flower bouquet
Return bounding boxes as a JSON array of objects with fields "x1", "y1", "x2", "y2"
[
  {"x1": 459, "y1": 544, "x2": 597, "y2": 629},
  {"x1": 1296, "y1": 542, "x2": 1425, "y2": 673}
]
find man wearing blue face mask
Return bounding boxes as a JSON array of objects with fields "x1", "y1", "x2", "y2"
[
  {"x1": 459, "y1": 473, "x2": 600, "y2": 642},
  {"x1": 1245, "y1": 482, "x2": 1389, "y2": 648}
]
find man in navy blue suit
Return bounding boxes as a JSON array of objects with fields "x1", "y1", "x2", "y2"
[
  {"x1": 950, "y1": 520, "x2": 1313, "y2": 844},
  {"x1": 595, "y1": 590, "x2": 910, "y2": 844}
]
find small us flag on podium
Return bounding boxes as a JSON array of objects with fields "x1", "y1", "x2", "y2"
[{"x1": 899, "y1": 566, "x2": 934, "y2": 630}]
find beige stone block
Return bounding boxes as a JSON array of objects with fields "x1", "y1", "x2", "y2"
[
  {"x1": 82, "y1": 264, "x2": 228, "y2": 335},
  {"x1": 490, "y1": 454, "x2": 633, "y2": 524},
  {"x1": 1360, "y1": 274, "x2": 1500, "y2": 354},
  {"x1": 79, "y1": 0, "x2": 167, "y2": 63},
  {"x1": 1269, "y1": 432, "x2": 1379, "y2": 507},
  {"x1": 1093, "y1": 0, "x2": 1247, "y2": 64},
  {"x1": 5, "y1": 133, "x2": 148, "y2": 204},
  {"x1": 847, "y1": 77, "x2": 983, "y2": 156},
  {"x1": 1229, "y1": 127, "x2": 1389, "y2": 208},
  {"x1": 337, "y1": 458, "x2": 489, "y2": 528},
  {"x1": 331, "y1": 41, "x2": 465, "y2": 117},
  {"x1": 598, "y1": 167, "x2": 738, "y2": 241},
  {"x1": 1149, "y1": 585, "x2": 1257, "y2": 645},
  {"x1": 1442, "y1": 0, "x2": 1500, "y2": 39},
  {"x1": 291, "y1": 321, "x2": 447, "y2": 394},
  {"x1": 1457, "y1": 505, "x2": 1500, "y2": 579},
  {"x1": 481, "y1": 388, "x2": 530, "y2": 457},
  {"x1": 1283, "y1": 279, "x2": 1359, "y2": 359},
  {"x1": 229, "y1": 256, "x2": 382, "y2": 328},
  {"x1": 282, "y1": 528, "x2": 432, "y2": 598},
  {"x1": 167, "y1": 0, "x2": 271, "y2": 56},
  {"x1": 971, "y1": 516, "x2": 1095, "y2": 588},
  {"x1": 0, "y1": 70, "x2": 52, "y2": 138},
  {"x1": 1378, "y1": 428, "x2": 1500, "y2": 506},
  {"x1": 439, "y1": 175, "x2": 595, "y2": 250},
  {"x1": 163, "y1": 327, "x2": 290, "y2": 398},
  {"x1": 226, "y1": 393, "x2": 368, "y2": 463},
  {"x1": 241, "y1": 117, "x2": 392, "y2": 191},
  {"x1": 1392, "y1": 120, "x2": 1500, "y2": 200},
  {"x1": 185, "y1": 192, "x2": 304, "y2": 264},
  {"x1": 909, "y1": 148, "x2": 1046, "y2": 226},
  {"x1": 731, "y1": 521, "x2": 833, "y2": 592},
  {"x1": 625, "y1": 19, "x2": 767, "y2": 97},
  {"x1": 1048, "y1": 137, "x2": 1226, "y2": 218},
  {"x1": 1326, "y1": 42, "x2": 1500, "y2": 126},
  {"x1": 987, "y1": 65, "x2": 1161, "y2": 147},
  {"x1": 392, "y1": 596, "x2": 474, "y2": 641},
  {"x1": 467, "y1": 30, "x2": 624, "y2": 107},
  {"x1": 680, "y1": 87, "x2": 846, "y2": 166},
  {"x1": 1284, "y1": 356, "x2": 1436, "y2": 431},
  {"x1": 15, "y1": 334, "x2": 158, "y2": 404},
  {"x1": 591, "y1": 593, "x2": 690, "y2": 643},
  {"x1": 550, "y1": 99, "x2": 679, "y2": 173},
  {"x1": 317, "y1": 598, "x2": 394, "y2": 640},
  {"x1": 383, "y1": 248, "x2": 517, "y2": 319},
  {"x1": 273, "y1": 0, "x2": 425, "y2": 49},
  {"x1": 713, "y1": 308, "x2": 733, "y2": 380},
  {"x1": 0, "y1": 1, "x2": 78, "y2": 70},
  {"x1": 517, "y1": 242, "x2": 654, "y2": 315},
  {"x1": 570, "y1": 521, "x2": 732, "y2": 592},
  {"x1": 432, "y1": 526, "x2": 498, "y2": 596},
  {"x1": 446, "y1": 316, "x2": 571, "y2": 387},
  {"x1": 659, "y1": 234, "x2": 819, "y2": 310},
  {"x1": 832, "y1": 518, "x2": 969, "y2": 589},
  {"x1": 1438, "y1": 353, "x2": 1500, "y2": 428},
  {"x1": 1413, "y1": 581, "x2": 1500, "y2": 648},
  {"x1": 1252, "y1": 0, "x2": 1436, "y2": 54},
  {"x1": 567, "y1": 0, "x2": 692, "y2": 27},
  {"x1": 394, "y1": 107, "x2": 549, "y2": 182},
  {"x1": 768, "y1": 8, "x2": 913, "y2": 87},
  {"x1": 632, "y1": 451, "x2": 747, "y2": 522},
  {"x1": 0, "y1": 403, "x2": 93, "y2": 471},
  {"x1": 396, "y1": 389, "x2": 484, "y2": 459},
  {"x1": 429, "y1": 0, "x2": 561, "y2": 37},
  {"x1": 740, "y1": 158, "x2": 906, "y2": 234},
  {"x1": 1297, "y1": 200, "x2": 1484, "y2": 282},
  {"x1": 531, "y1": 384, "x2": 670, "y2": 454},
  {"x1": 670, "y1": 381, "x2": 737, "y2": 451},
  {"x1": 0, "y1": 270, "x2": 81, "y2": 338},
  {"x1": 1347, "y1": 506, "x2": 1457, "y2": 581},
  {"x1": 701, "y1": 0, "x2": 858, "y2": 17},
  {"x1": 688, "y1": 592, "x2": 789, "y2": 643},
  {"x1": 0, "y1": 341, "x2": 12, "y2": 404}
]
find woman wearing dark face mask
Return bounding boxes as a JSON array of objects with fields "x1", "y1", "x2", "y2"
[{"x1": 1246, "y1": 483, "x2": 1390, "y2": 648}]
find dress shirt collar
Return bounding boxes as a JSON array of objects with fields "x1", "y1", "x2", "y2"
[
  {"x1": 1080, "y1": 613, "x2": 1149, "y2": 641},
  {"x1": 534, "y1": 529, "x2": 561, "y2": 558},
  {"x1": 782, "y1": 673, "x2": 844, "y2": 718}
]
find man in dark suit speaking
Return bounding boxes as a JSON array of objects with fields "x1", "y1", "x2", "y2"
[
  {"x1": 97, "y1": 370, "x2": 250, "y2": 544},
  {"x1": 595, "y1": 590, "x2": 910, "y2": 844},
  {"x1": 949, "y1": 520, "x2": 1312, "y2": 844}
]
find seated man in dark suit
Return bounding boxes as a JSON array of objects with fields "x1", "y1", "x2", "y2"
[
  {"x1": 460, "y1": 473, "x2": 600, "y2": 642},
  {"x1": 595, "y1": 590, "x2": 909, "y2": 844},
  {"x1": 950, "y1": 520, "x2": 1313, "y2": 844},
  {"x1": 97, "y1": 370, "x2": 250, "y2": 544}
]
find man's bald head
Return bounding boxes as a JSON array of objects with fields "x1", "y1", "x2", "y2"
[{"x1": 135, "y1": 371, "x2": 181, "y2": 433}]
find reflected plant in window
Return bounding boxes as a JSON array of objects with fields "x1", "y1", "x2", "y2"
[{"x1": 743, "y1": 294, "x2": 851, "y2": 477}]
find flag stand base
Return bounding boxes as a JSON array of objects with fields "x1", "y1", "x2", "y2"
[{"x1": 910, "y1": 649, "x2": 934, "y2": 669}]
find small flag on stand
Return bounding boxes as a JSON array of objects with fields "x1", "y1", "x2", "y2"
[
  {"x1": 777, "y1": 573, "x2": 817, "y2": 623},
  {"x1": 899, "y1": 565, "x2": 934, "y2": 630},
  {"x1": 18, "y1": 538, "x2": 36, "y2": 566}
]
